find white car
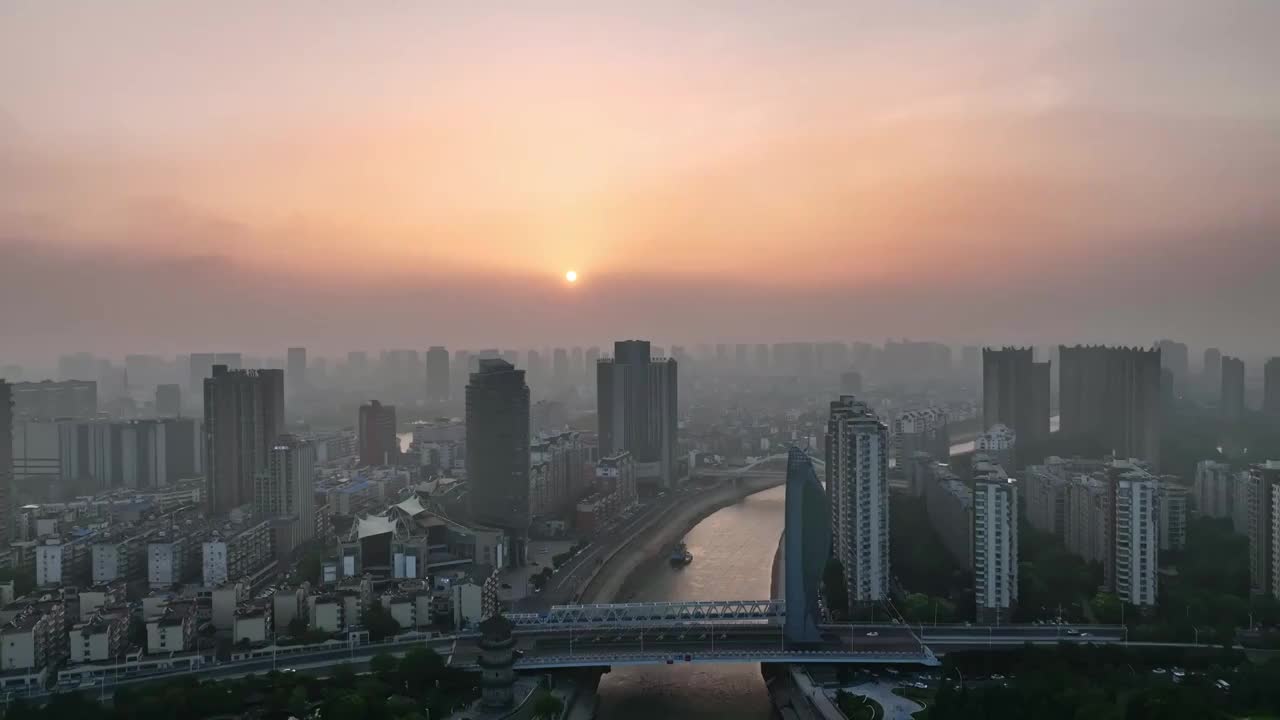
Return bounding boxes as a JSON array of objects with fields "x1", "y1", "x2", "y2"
[{"x1": 865, "y1": 631, "x2": 879, "y2": 637}]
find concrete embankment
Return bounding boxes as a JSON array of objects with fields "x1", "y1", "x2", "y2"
[{"x1": 579, "y1": 476, "x2": 784, "y2": 603}]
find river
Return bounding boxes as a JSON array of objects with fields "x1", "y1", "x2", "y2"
[
  {"x1": 400, "y1": 415, "x2": 1058, "y2": 717},
  {"x1": 594, "y1": 484, "x2": 787, "y2": 719}
]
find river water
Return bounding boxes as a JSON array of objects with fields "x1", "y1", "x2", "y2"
[
  {"x1": 402, "y1": 416, "x2": 1060, "y2": 718},
  {"x1": 594, "y1": 484, "x2": 787, "y2": 719}
]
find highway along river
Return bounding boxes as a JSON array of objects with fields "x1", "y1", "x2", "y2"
[{"x1": 594, "y1": 484, "x2": 786, "y2": 719}]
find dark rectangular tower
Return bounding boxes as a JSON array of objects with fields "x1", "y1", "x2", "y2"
[
  {"x1": 426, "y1": 346, "x2": 450, "y2": 402},
  {"x1": 597, "y1": 340, "x2": 678, "y2": 490},
  {"x1": 1059, "y1": 346, "x2": 1161, "y2": 466},
  {"x1": 203, "y1": 366, "x2": 285, "y2": 514},
  {"x1": 982, "y1": 347, "x2": 1050, "y2": 467},
  {"x1": 1221, "y1": 356, "x2": 1246, "y2": 422},
  {"x1": 466, "y1": 359, "x2": 531, "y2": 533},
  {"x1": 358, "y1": 400, "x2": 398, "y2": 466}
]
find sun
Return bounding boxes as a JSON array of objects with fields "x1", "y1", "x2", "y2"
[{"x1": 565, "y1": 270, "x2": 578, "y2": 284}]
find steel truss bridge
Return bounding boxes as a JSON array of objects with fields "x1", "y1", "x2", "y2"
[
  {"x1": 445, "y1": 600, "x2": 1131, "y2": 672},
  {"x1": 507, "y1": 599, "x2": 786, "y2": 626}
]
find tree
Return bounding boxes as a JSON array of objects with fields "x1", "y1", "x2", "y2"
[
  {"x1": 1091, "y1": 592, "x2": 1123, "y2": 624},
  {"x1": 531, "y1": 689, "x2": 564, "y2": 719},
  {"x1": 288, "y1": 686, "x2": 310, "y2": 719},
  {"x1": 371, "y1": 652, "x2": 400, "y2": 684},
  {"x1": 822, "y1": 557, "x2": 848, "y2": 618},
  {"x1": 331, "y1": 663, "x2": 357, "y2": 689},
  {"x1": 287, "y1": 615, "x2": 309, "y2": 638},
  {"x1": 400, "y1": 646, "x2": 447, "y2": 690},
  {"x1": 297, "y1": 544, "x2": 325, "y2": 586},
  {"x1": 324, "y1": 693, "x2": 367, "y2": 720},
  {"x1": 364, "y1": 603, "x2": 402, "y2": 642}
]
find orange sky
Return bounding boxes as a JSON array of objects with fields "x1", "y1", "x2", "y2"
[{"x1": 1, "y1": 2, "x2": 1278, "y2": 357}]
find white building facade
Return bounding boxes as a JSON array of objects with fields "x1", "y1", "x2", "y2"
[
  {"x1": 973, "y1": 468, "x2": 1018, "y2": 623},
  {"x1": 825, "y1": 395, "x2": 890, "y2": 606}
]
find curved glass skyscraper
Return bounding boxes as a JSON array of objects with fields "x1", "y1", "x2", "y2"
[{"x1": 784, "y1": 446, "x2": 831, "y2": 644}]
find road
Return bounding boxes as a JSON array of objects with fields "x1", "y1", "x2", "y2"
[{"x1": 520, "y1": 484, "x2": 711, "y2": 612}]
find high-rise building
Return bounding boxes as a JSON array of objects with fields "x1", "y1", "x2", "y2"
[
  {"x1": 1156, "y1": 339, "x2": 1189, "y2": 392},
  {"x1": 1265, "y1": 358, "x2": 1280, "y2": 417},
  {"x1": 825, "y1": 395, "x2": 890, "y2": 605},
  {"x1": 1059, "y1": 346, "x2": 1161, "y2": 467},
  {"x1": 381, "y1": 350, "x2": 422, "y2": 398},
  {"x1": 214, "y1": 353, "x2": 242, "y2": 370},
  {"x1": 1193, "y1": 460, "x2": 1234, "y2": 520},
  {"x1": 1202, "y1": 347, "x2": 1222, "y2": 399},
  {"x1": 1104, "y1": 460, "x2": 1160, "y2": 607},
  {"x1": 1240, "y1": 462, "x2": 1280, "y2": 596},
  {"x1": 982, "y1": 347, "x2": 1050, "y2": 467},
  {"x1": 570, "y1": 347, "x2": 585, "y2": 383},
  {"x1": 839, "y1": 371, "x2": 863, "y2": 396},
  {"x1": 203, "y1": 366, "x2": 285, "y2": 514},
  {"x1": 783, "y1": 447, "x2": 831, "y2": 641},
  {"x1": 1158, "y1": 480, "x2": 1188, "y2": 552},
  {"x1": 754, "y1": 344, "x2": 770, "y2": 372},
  {"x1": 426, "y1": 346, "x2": 450, "y2": 402},
  {"x1": 0, "y1": 381, "x2": 10, "y2": 547},
  {"x1": 358, "y1": 400, "x2": 398, "y2": 466},
  {"x1": 1221, "y1": 355, "x2": 1246, "y2": 422},
  {"x1": 961, "y1": 345, "x2": 981, "y2": 384},
  {"x1": 255, "y1": 435, "x2": 316, "y2": 551},
  {"x1": 10, "y1": 380, "x2": 98, "y2": 420},
  {"x1": 529, "y1": 431, "x2": 587, "y2": 517},
  {"x1": 552, "y1": 348, "x2": 569, "y2": 388},
  {"x1": 286, "y1": 348, "x2": 307, "y2": 396},
  {"x1": 466, "y1": 359, "x2": 531, "y2": 534},
  {"x1": 346, "y1": 351, "x2": 369, "y2": 380},
  {"x1": 155, "y1": 384, "x2": 181, "y2": 417},
  {"x1": 189, "y1": 353, "x2": 216, "y2": 397},
  {"x1": 973, "y1": 459, "x2": 1018, "y2": 623},
  {"x1": 452, "y1": 350, "x2": 472, "y2": 401},
  {"x1": 975, "y1": 424, "x2": 1017, "y2": 471},
  {"x1": 597, "y1": 340, "x2": 679, "y2": 489},
  {"x1": 892, "y1": 407, "x2": 949, "y2": 466}
]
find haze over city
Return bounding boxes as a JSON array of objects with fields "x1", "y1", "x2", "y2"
[{"x1": 3, "y1": 1, "x2": 1280, "y2": 362}]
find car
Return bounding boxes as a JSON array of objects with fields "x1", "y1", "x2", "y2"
[
  {"x1": 865, "y1": 631, "x2": 879, "y2": 637},
  {"x1": 1152, "y1": 668, "x2": 1167, "y2": 674},
  {"x1": 992, "y1": 674, "x2": 1005, "y2": 680},
  {"x1": 1065, "y1": 628, "x2": 1080, "y2": 635},
  {"x1": 501, "y1": 583, "x2": 512, "y2": 589},
  {"x1": 1079, "y1": 632, "x2": 1091, "y2": 637},
  {"x1": 530, "y1": 560, "x2": 539, "y2": 566}
]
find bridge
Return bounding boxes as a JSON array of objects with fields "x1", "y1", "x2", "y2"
[
  {"x1": 446, "y1": 606, "x2": 1129, "y2": 670},
  {"x1": 453, "y1": 447, "x2": 1128, "y2": 673}
]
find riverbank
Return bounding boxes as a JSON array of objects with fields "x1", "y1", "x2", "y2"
[{"x1": 580, "y1": 475, "x2": 785, "y2": 603}]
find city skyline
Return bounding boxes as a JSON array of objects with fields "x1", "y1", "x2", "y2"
[{"x1": 3, "y1": 2, "x2": 1280, "y2": 359}]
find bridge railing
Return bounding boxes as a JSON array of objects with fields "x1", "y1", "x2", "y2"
[{"x1": 509, "y1": 599, "x2": 786, "y2": 626}]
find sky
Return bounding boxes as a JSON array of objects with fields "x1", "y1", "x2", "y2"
[{"x1": 2, "y1": 1, "x2": 1278, "y2": 364}]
